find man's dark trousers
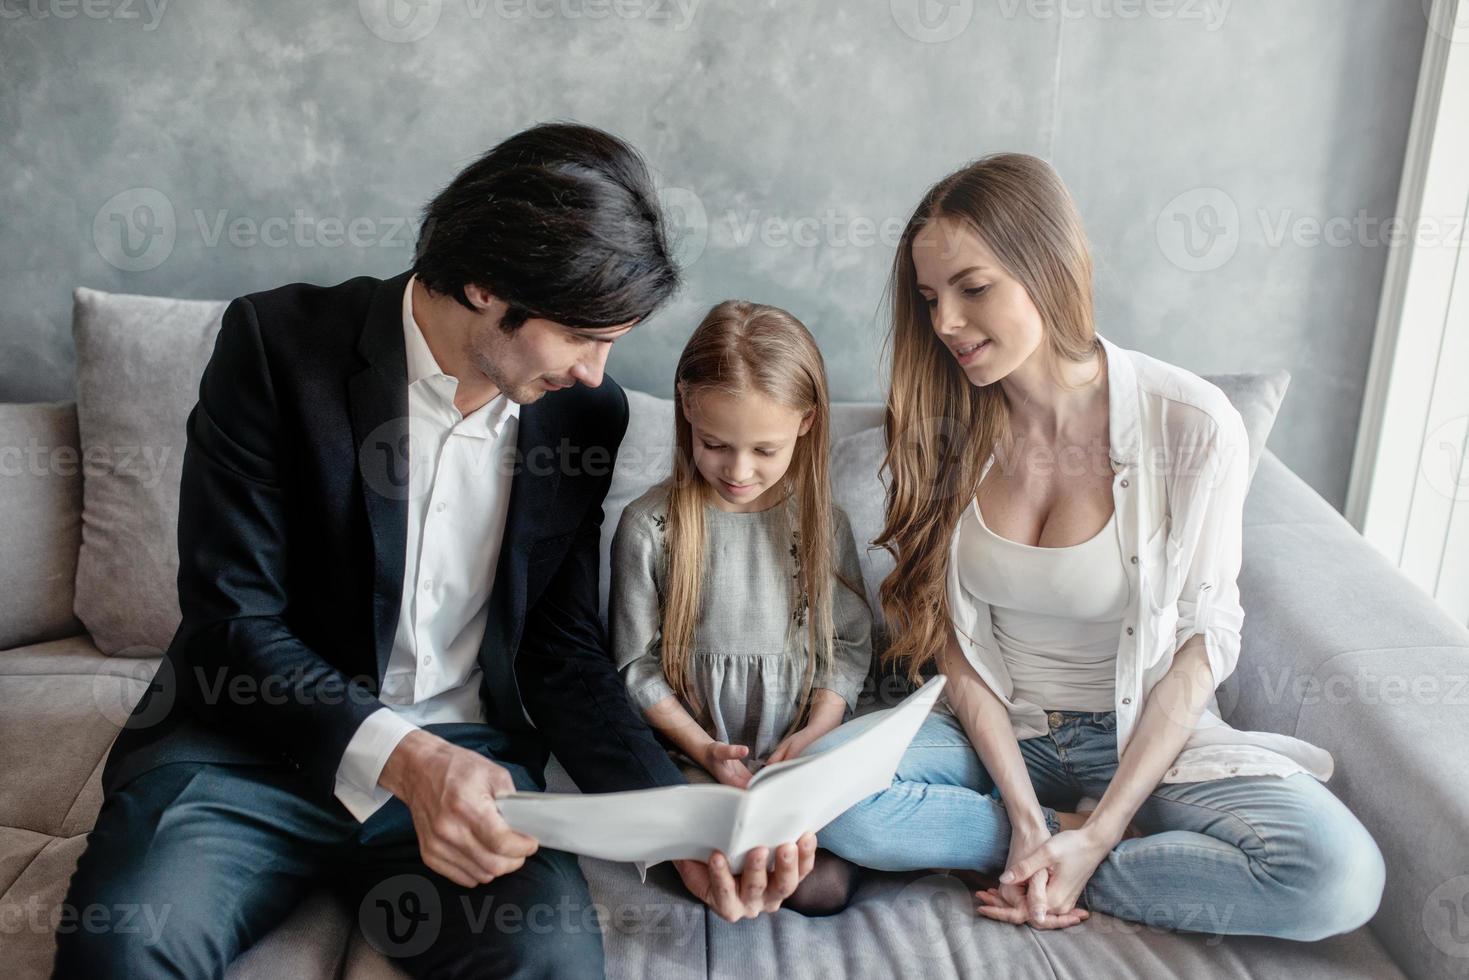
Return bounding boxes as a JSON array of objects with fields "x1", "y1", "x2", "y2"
[{"x1": 53, "y1": 723, "x2": 603, "y2": 979}]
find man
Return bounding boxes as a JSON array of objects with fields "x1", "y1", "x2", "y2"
[{"x1": 55, "y1": 123, "x2": 816, "y2": 979}]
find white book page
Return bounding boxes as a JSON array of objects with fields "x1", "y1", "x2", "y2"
[
  {"x1": 493, "y1": 676, "x2": 947, "y2": 874},
  {"x1": 725, "y1": 676, "x2": 945, "y2": 869},
  {"x1": 495, "y1": 783, "x2": 743, "y2": 866}
]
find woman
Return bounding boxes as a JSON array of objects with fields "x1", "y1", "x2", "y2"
[{"x1": 810, "y1": 153, "x2": 1385, "y2": 939}]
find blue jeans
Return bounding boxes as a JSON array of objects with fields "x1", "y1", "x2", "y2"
[{"x1": 811, "y1": 709, "x2": 1385, "y2": 941}]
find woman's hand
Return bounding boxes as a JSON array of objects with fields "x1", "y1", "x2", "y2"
[
  {"x1": 974, "y1": 821, "x2": 1091, "y2": 929},
  {"x1": 985, "y1": 824, "x2": 1112, "y2": 925},
  {"x1": 698, "y1": 740, "x2": 754, "y2": 788},
  {"x1": 765, "y1": 724, "x2": 830, "y2": 766}
]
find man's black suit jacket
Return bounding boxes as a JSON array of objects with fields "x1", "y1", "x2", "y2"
[{"x1": 101, "y1": 270, "x2": 684, "y2": 805}]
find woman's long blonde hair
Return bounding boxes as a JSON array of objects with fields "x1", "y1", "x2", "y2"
[
  {"x1": 878, "y1": 153, "x2": 1100, "y2": 683},
  {"x1": 660, "y1": 300, "x2": 858, "y2": 729}
]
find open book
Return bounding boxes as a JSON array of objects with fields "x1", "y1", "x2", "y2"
[{"x1": 496, "y1": 675, "x2": 946, "y2": 874}]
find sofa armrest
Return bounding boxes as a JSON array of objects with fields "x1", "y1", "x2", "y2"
[
  {"x1": 0, "y1": 401, "x2": 85, "y2": 650},
  {"x1": 1233, "y1": 450, "x2": 1469, "y2": 980}
]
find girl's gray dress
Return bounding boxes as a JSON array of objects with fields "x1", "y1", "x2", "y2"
[{"x1": 610, "y1": 484, "x2": 873, "y2": 764}]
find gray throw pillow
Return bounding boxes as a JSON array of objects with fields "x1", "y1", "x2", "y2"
[
  {"x1": 0, "y1": 402, "x2": 85, "y2": 650},
  {"x1": 71, "y1": 287, "x2": 227, "y2": 657},
  {"x1": 1203, "y1": 371, "x2": 1291, "y2": 485},
  {"x1": 598, "y1": 388, "x2": 675, "y2": 619}
]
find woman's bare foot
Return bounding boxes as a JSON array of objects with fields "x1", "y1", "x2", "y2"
[{"x1": 1054, "y1": 810, "x2": 1088, "y2": 832}]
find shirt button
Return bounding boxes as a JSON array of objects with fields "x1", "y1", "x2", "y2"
[
  {"x1": 436, "y1": 502, "x2": 447, "y2": 513},
  {"x1": 1168, "y1": 768, "x2": 1179, "y2": 778},
  {"x1": 1126, "y1": 626, "x2": 1134, "y2": 635},
  {"x1": 1130, "y1": 555, "x2": 1138, "y2": 564},
  {"x1": 423, "y1": 579, "x2": 433, "y2": 591},
  {"x1": 1120, "y1": 479, "x2": 1129, "y2": 488},
  {"x1": 421, "y1": 654, "x2": 433, "y2": 667},
  {"x1": 1121, "y1": 697, "x2": 1132, "y2": 705}
]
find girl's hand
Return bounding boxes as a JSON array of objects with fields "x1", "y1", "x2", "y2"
[
  {"x1": 699, "y1": 740, "x2": 753, "y2": 788},
  {"x1": 988, "y1": 825, "x2": 1111, "y2": 925},
  {"x1": 764, "y1": 724, "x2": 828, "y2": 766}
]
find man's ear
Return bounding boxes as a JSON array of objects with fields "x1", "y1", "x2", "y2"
[
  {"x1": 461, "y1": 282, "x2": 501, "y2": 313},
  {"x1": 798, "y1": 409, "x2": 815, "y2": 437}
]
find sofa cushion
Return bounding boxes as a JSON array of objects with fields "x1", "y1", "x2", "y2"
[
  {"x1": 71, "y1": 287, "x2": 228, "y2": 657},
  {"x1": 704, "y1": 867, "x2": 1403, "y2": 978},
  {"x1": 0, "y1": 401, "x2": 84, "y2": 650},
  {"x1": 0, "y1": 635, "x2": 164, "y2": 979},
  {"x1": 830, "y1": 425, "x2": 892, "y2": 631},
  {"x1": 0, "y1": 830, "x2": 92, "y2": 979},
  {"x1": 224, "y1": 889, "x2": 365, "y2": 980},
  {"x1": 0, "y1": 636, "x2": 159, "y2": 837}
]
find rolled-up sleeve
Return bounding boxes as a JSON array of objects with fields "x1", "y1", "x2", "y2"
[
  {"x1": 1170, "y1": 403, "x2": 1251, "y2": 687},
  {"x1": 815, "y1": 507, "x2": 874, "y2": 710},
  {"x1": 609, "y1": 509, "x2": 677, "y2": 712}
]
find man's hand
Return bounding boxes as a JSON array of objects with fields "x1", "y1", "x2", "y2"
[
  {"x1": 673, "y1": 834, "x2": 818, "y2": 921},
  {"x1": 378, "y1": 729, "x2": 539, "y2": 889}
]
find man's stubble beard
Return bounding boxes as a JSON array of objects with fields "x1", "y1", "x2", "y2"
[{"x1": 468, "y1": 331, "x2": 545, "y2": 406}]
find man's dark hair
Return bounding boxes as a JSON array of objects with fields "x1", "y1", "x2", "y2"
[{"x1": 412, "y1": 122, "x2": 681, "y2": 331}]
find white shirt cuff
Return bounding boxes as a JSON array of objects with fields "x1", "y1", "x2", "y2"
[{"x1": 333, "y1": 707, "x2": 420, "y2": 823}]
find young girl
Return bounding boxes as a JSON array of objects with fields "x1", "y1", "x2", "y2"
[{"x1": 610, "y1": 299, "x2": 873, "y2": 916}]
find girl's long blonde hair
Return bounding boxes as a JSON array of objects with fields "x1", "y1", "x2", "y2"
[
  {"x1": 878, "y1": 153, "x2": 1100, "y2": 683},
  {"x1": 660, "y1": 300, "x2": 859, "y2": 729}
]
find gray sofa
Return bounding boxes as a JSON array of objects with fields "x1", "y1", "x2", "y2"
[{"x1": 3, "y1": 288, "x2": 1467, "y2": 979}]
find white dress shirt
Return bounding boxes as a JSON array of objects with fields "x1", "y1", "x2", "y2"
[
  {"x1": 946, "y1": 334, "x2": 1334, "y2": 785},
  {"x1": 333, "y1": 276, "x2": 520, "y2": 821}
]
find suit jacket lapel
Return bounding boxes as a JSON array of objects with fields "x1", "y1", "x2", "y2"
[{"x1": 348, "y1": 271, "x2": 414, "y2": 685}]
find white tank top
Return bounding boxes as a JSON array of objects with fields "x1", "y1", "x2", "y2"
[{"x1": 955, "y1": 496, "x2": 1130, "y2": 712}]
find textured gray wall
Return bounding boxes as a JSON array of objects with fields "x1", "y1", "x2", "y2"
[{"x1": 0, "y1": 0, "x2": 1427, "y2": 509}]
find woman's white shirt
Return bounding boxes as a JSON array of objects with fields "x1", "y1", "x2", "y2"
[{"x1": 944, "y1": 334, "x2": 1333, "y2": 784}]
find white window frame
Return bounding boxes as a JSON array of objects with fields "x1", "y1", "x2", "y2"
[{"x1": 1347, "y1": 0, "x2": 1469, "y2": 625}]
